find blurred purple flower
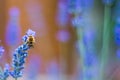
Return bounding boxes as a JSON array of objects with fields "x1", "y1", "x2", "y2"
[
  {"x1": 6, "y1": 27, "x2": 20, "y2": 46},
  {"x1": 114, "y1": 23, "x2": 120, "y2": 46},
  {"x1": 83, "y1": 29, "x2": 96, "y2": 46},
  {"x1": 116, "y1": 48, "x2": 120, "y2": 58},
  {"x1": 72, "y1": 16, "x2": 85, "y2": 27},
  {"x1": 46, "y1": 60, "x2": 59, "y2": 76},
  {"x1": 84, "y1": 52, "x2": 97, "y2": 66},
  {"x1": 9, "y1": 7, "x2": 20, "y2": 17},
  {"x1": 5, "y1": 7, "x2": 21, "y2": 46},
  {"x1": 56, "y1": 30, "x2": 70, "y2": 42},
  {"x1": 0, "y1": 46, "x2": 5, "y2": 57},
  {"x1": 83, "y1": 0, "x2": 94, "y2": 8},
  {"x1": 68, "y1": 0, "x2": 83, "y2": 14},
  {"x1": 27, "y1": 55, "x2": 41, "y2": 80},
  {"x1": 56, "y1": 0, "x2": 68, "y2": 27}
]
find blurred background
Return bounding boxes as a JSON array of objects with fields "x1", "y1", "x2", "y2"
[{"x1": 0, "y1": 0, "x2": 120, "y2": 80}]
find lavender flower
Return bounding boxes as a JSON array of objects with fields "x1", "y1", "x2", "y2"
[
  {"x1": 68, "y1": 0, "x2": 77, "y2": 14},
  {"x1": 0, "y1": 44, "x2": 10, "y2": 80},
  {"x1": 27, "y1": 55, "x2": 40, "y2": 80},
  {"x1": 10, "y1": 45, "x2": 28, "y2": 78},
  {"x1": 114, "y1": 23, "x2": 120, "y2": 46},
  {"x1": 68, "y1": 0, "x2": 83, "y2": 14},
  {"x1": 0, "y1": 64, "x2": 10, "y2": 80},
  {"x1": 5, "y1": 7, "x2": 21, "y2": 46},
  {"x1": 26, "y1": 29, "x2": 36, "y2": 36},
  {"x1": 3, "y1": 64, "x2": 10, "y2": 80},
  {"x1": 10, "y1": 29, "x2": 35, "y2": 79},
  {"x1": 0, "y1": 46, "x2": 5, "y2": 57}
]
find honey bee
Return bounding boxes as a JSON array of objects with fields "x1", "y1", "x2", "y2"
[{"x1": 26, "y1": 35, "x2": 35, "y2": 48}]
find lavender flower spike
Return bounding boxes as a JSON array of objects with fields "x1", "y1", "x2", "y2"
[
  {"x1": 10, "y1": 29, "x2": 35, "y2": 80},
  {"x1": 0, "y1": 64, "x2": 10, "y2": 80},
  {"x1": 3, "y1": 64, "x2": 10, "y2": 80}
]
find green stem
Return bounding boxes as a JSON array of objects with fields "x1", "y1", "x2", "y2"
[
  {"x1": 100, "y1": 5, "x2": 111, "y2": 80},
  {"x1": 15, "y1": 78, "x2": 17, "y2": 80},
  {"x1": 75, "y1": 18, "x2": 86, "y2": 80}
]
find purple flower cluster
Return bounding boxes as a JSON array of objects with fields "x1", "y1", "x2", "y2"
[
  {"x1": 10, "y1": 44, "x2": 29, "y2": 78},
  {"x1": 0, "y1": 46, "x2": 10, "y2": 80}
]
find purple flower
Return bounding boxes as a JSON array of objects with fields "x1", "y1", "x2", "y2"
[
  {"x1": 3, "y1": 64, "x2": 10, "y2": 79},
  {"x1": 5, "y1": 7, "x2": 21, "y2": 46},
  {"x1": 22, "y1": 35, "x2": 28, "y2": 42},
  {"x1": 56, "y1": 30, "x2": 70, "y2": 42},
  {"x1": 114, "y1": 23, "x2": 120, "y2": 46},
  {"x1": 68, "y1": 0, "x2": 82, "y2": 14},
  {"x1": 0, "y1": 46, "x2": 5, "y2": 57},
  {"x1": 26, "y1": 29, "x2": 36, "y2": 36}
]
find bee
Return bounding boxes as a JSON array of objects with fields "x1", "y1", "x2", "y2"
[{"x1": 26, "y1": 35, "x2": 35, "y2": 48}]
